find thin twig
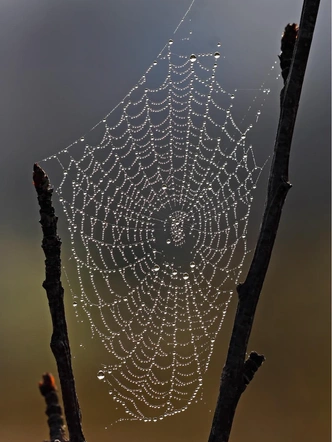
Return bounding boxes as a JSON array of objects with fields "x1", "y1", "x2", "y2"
[
  {"x1": 208, "y1": 1, "x2": 320, "y2": 441},
  {"x1": 33, "y1": 164, "x2": 86, "y2": 442},
  {"x1": 39, "y1": 373, "x2": 68, "y2": 442}
]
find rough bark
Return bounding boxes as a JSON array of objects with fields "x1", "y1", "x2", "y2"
[
  {"x1": 34, "y1": 164, "x2": 86, "y2": 442},
  {"x1": 39, "y1": 373, "x2": 68, "y2": 442},
  {"x1": 208, "y1": 1, "x2": 320, "y2": 441}
]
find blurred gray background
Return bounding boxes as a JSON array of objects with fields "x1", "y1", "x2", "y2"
[{"x1": 0, "y1": 0, "x2": 330, "y2": 441}]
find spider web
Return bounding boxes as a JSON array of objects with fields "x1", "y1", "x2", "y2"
[{"x1": 40, "y1": 1, "x2": 276, "y2": 424}]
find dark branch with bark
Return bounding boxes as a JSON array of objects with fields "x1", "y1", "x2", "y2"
[
  {"x1": 208, "y1": 1, "x2": 320, "y2": 441},
  {"x1": 39, "y1": 373, "x2": 68, "y2": 442},
  {"x1": 33, "y1": 164, "x2": 86, "y2": 442}
]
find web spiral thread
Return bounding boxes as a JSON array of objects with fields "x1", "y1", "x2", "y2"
[{"x1": 41, "y1": 27, "x2": 275, "y2": 422}]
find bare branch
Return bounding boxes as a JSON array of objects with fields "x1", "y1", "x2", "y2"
[
  {"x1": 39, "y1": 373, "x2": 68, "y2": 442},
  {"x1": 33, "y1": 163, "x2": 86, "y2": 442},
  {"x1": 208, "y1": 1, "x2": 320, "y2": 441}
]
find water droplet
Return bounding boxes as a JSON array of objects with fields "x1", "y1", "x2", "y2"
[
  {"x1": 73, "y1": 301, "x2": 77, "y2": 307},
  {"x1": 153, "y1": 60, "x2": 157, "y2": 66},
  {"x1": 169, "y1": 39, "x2": 173, "y2": 45},
  {"x1": 183, "y1": 273, "x2": 189, "y2": 280},
  {"x1": 190, "y1": 262, "x2": 195, "y2": 269},
  {"x1": 217, "y1": 42, "x2": 221, "y2": 47},
  {"x1": 152, "y1": 264, "x2": 160, "y2": 272},
  {"x1": 190, "y1": 54, "x2": 197, "y2": 62},
  {"x1": 166, "y1": 239, "x2": 171, "y2": 244},
  {"x1": 214, "y1": 52, "x2": 221, "y2": 59},
  {"x1": 97, "y1": 370, "x2": 105, "y2": 380},
  {"x1": 162, "y1": 184, "x2": 167, "y2": 190}
]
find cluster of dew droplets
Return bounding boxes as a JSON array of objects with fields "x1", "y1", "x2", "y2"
[{"x1": 41, "y1": 29, "x2": 274, "y2": 424}]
